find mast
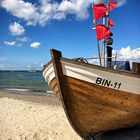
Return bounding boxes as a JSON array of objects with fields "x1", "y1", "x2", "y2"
[
  {"x1": 92, "y1": 4, "x2": 102, "y2": 66},
  {"x1": 93, "y1": 0, "x2": 116, "y2": 67},
  {"x1": 103, "y1": 16, "x2": 106, "y2": 67},
  {"x1": 106, "y1": 0, "x2": 113, "y2": 67},
  {"x1": 104, "y1": 0, "x2": 110, "y2": 67},
  {"x1": 95, "y1": 20, "x2": 102, "y2": 66},
  {"x1": 107, "y1": 0, "x2": 110, "y2": 27}
]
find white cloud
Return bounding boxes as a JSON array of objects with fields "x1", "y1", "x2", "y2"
[
  {"x1": 113, "y1": 46, "x2": 140, "y2": 61},
  {"x1": 9, "y1": 22, "x2": 25, "y2": 36},
  {"x1": 1, "y1": 0, "x2": 40, "y2": 25},
  {"x1": 17, "y1": 43, "x2": 22, "y2": 47},
  {"x1": 17, "y1": 37, "x2": 30, "y2": 42},
  {"x1": 40, "y1": 63, "x2": 44, "y2": 69},
  {"x1": 88, "y1": 57, "x2": 100, "y2": 65},
  {"x1": 30, "y1": 42, "x2": 41, "y2": 49},
  {"x1": 40, "y1": 63, "x2": 44, "y2": 67},
  {"x1": 0, "y1": 64, "x2": 5, "y2": 69},
  {"x1": 0, "y1": 57, "x2": 7, "y2": 61},
  {"x1": 2, "y1": 0, "x2": 125, "y2": 26},
  {"x1": 117, "y1": 0, "x2": 127, "y2": 7},
  {"x1": 4, "y1": 41, "x2": 16, "y2": 46},
  {"x1": 88, "y1": 46, "x2": 140, "y2": 66},
  {"x1": 57, "y1": 0, "x2": 91, "y2": 20},
  {"x1": 1, "y1": 0, "x2": 127, "y2": 26},
  {"x1": 0, "y1": 64, "x2": 12, "y2": 70},
  {"x1": 0, "y1": 57, "x2": 7, "y2": 69}
]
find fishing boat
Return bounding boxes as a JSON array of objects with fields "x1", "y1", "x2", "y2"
[
  {"x1": 28, "y1": 63, "x2": 36, "y2": 72},
  {"x1": 42, "y1": 1, "x2": 140, "y2": 140}
]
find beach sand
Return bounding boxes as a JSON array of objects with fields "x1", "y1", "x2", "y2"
[{"x1": 0, "y1": 90, "x2": 81, "y2": 140}]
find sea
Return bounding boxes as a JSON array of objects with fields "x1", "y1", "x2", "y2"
[{"x1": 0, "y1": 71, "x2": 53, "y2": 95}]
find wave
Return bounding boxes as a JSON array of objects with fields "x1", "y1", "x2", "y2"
[
  {"x1": 5, "y1": 88, "x2": 30, "y2": 92},
  {"x1": 5, "y1": 88, "x2": 53, "y2": 95},
  {"x1": 47, "y1": 90, "x2": 53, "y2": 93}
]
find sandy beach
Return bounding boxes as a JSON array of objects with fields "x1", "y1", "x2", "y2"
[{"x1": 0, "y1": 90, "x2": 81, "y2": 140}]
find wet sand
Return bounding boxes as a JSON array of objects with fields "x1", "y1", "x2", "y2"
[{"x1": 0, "y1": 90, "x2": 81, "y2": 140}]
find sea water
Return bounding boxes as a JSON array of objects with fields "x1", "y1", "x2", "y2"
[{"x1": 0, "y1": 71, "x2": 52, "y2": 95}]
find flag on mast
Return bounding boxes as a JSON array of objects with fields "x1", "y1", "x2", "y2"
[
  {"x1": 93, "y1": 3, "x2": 106, "y2": 22},
  {"x1": 109, "y1": 2, "x2": 117, "y2": 11},
  {"x1": 96, "y1": 24, "x2": 111, "y2": 40},
  {"x1": 93, "y1": 2, "x2": 117, "y2": 22},
  {"x1": 108, "y1": 18, "x2": 115, "y2": 26}
]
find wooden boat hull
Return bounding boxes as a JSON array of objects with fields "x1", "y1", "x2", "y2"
[{"x1": 43, "y1": 49, "x2": 140, "y2": 139}]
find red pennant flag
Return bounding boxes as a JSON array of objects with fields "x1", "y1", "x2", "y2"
[
  {"x1": 96, "y1": 24, "x2": 111, "y2": 40},
  {"x1": 109, "y1": 2, "x2": 117, "y2": 11},
  {"x1": 93, "y1": 3, "x2": 106, "y2": 22},
  {"x1": 108, "y1": 18, "x2": 115, "y2": 26},
  {"x1": 93, "y1": 2, "x2": 117, "y2": 22}
]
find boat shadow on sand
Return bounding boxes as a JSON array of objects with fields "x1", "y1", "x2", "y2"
[{"x1": 93, "y1": 126, "x2": 140, "y2": 140}]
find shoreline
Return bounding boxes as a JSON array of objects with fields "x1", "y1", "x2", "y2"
[
  {"x1": 0, "y1": 89, "x2": 60, "y2": 106},
  {"x1": 0, "y1": 90, "x2": 81, "y2": 140}
]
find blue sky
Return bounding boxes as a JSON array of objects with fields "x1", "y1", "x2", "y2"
[{"x1": 0, "y1": 0, "x2": 140, "y2": 70}]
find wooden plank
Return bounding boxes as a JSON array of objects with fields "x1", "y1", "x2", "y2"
[
  {"x1": 46, "y1": 49, "x2": 140, "y2": 139},
  {"x1": 132, "y1": 62, "x2": 140, "y2": 74},
  {"x1": 49, "y1": 76, "x2": 140, "y2": 138},
  {"x1": 50, "y1": 49, "x2": 89, "y2": 139}
]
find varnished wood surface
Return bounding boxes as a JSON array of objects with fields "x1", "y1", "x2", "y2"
[
  {"x1": 45, "y1": 49, "x2": 140, "y2": 139},
  {"x1": 50, "y1": 49, "x2": 85, "y2": 138},
  {"x1": 49, "y1": 76, "x2": 140, "y2": 139},
  {"x1": 132, "y1": 62, "x2": 140, "y2": 74}
]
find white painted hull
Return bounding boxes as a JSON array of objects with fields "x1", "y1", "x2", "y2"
[
  {"x1": 42, "y1": 50, "x2": 140, "y2": 139},
  {"x1": 43, "y1": 60, "x2": 140, "y2": 95}
]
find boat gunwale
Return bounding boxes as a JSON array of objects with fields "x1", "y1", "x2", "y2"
[
  {"x1": 42, "y1": 50, "x2": 140, "y2": 139},
  {"x1": 42, "y1": 60, "x2": 52, "y2": 73},
  {"x1": 42, "y1": 57, "x2": 140, "y2": 79}
]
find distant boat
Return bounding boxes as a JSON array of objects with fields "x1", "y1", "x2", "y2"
[
  {"x1": 28, "y1": 63, "x2": 36, "y2": 72},
  {"x1": 42, "y1": 1, "x2": 140, "y2": 139}
]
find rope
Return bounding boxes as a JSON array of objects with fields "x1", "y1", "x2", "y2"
[{"x1": 73, "y1": 57, "x2": 88, "y2": 63}]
